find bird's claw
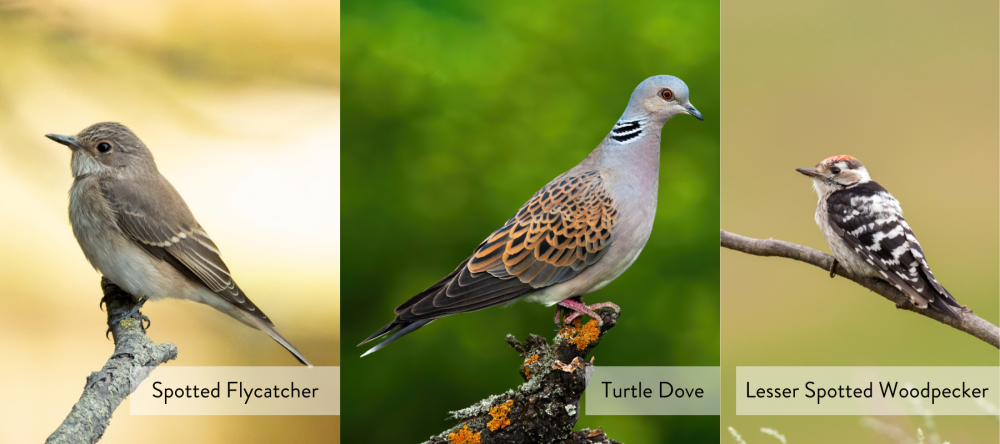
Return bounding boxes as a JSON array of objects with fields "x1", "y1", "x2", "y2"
[
  {"x1": 99, "y1": 291, "x2": 113, "y2": 312},
  {"x1": 106, "y1": 296, "x2": 150, "y2": 338},
  {"x1": 557, "y1": 300, "x2": 620, "y2": 327},
  {"x1": 829, "y1": 259, "x2": 839, "y2": 278}
]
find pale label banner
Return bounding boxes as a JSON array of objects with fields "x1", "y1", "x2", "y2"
[
  {"x1": 130, "y1": 366, "x2": 340, "y2": 415},
  {"x1": 737, "y1": 366, "x2": 999, "y2": 416},
  {"x1": 585, "y1": 366, "x2": 721, "y2": 415}
]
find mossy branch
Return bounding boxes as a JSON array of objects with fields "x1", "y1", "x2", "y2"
[
  {"x1": 422, "y1": 307, "x2": 623, "y2": 444},
  {"x1": 721, "y1": 229, "x2": 1000, "y2": 349},
  {"x1": 46, "y1": 278, "x2": 178, "y2": 444}
]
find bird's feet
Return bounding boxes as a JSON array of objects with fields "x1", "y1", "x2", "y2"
[
  {"x1": 106, "y1": 296, "x2": 150, "y2": 338},
  {"x1": 829, "y1": 258, "x2": 839, "y2": 278},
  {"x1": 555, "y1": 299, "x2": 620, "y2": 327}
]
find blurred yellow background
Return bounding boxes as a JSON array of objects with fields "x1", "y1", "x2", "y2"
[
  {"x1": 0, "y1": 1, "x2": 339, "y2": 443},
  {"x1": 722, "y1": 0, "x2": 998, "y2": 443}
]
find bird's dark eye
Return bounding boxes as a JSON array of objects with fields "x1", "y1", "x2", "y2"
[
  {"x1": 831, "y1": 167, "x2": 841, "y2": 174},
  {"x1": 97, "y1": 142, "x2": 112, "y2": 153},
  {"x1": 659, "y1": 89, "x2": 674, "y2": 100}
]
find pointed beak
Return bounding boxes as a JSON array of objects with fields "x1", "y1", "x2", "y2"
[
  {"x1": 46, "y1": 134, "x2": 82, "y2": 150},
  {"x1": 796, "y1": 167, "x2": 823, "y2": 178},
  {"x1": 684, "y1": 103, "x2": 703, "y2": 121}
]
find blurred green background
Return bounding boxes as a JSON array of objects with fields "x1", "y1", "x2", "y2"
[
  {"x1": 341, "y1": 0, "x2": 719, "y2": 442},
  {"x1": 721, "y1": 0, "x2": 999, "y2": 443},
  {"x1": 0, "y1": 1, "x2": 339, "y2": 442}
]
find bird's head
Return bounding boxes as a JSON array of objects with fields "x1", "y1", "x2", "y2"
[
  {"x1": 46, "y1": 122, "x2": 156, "y2": 178},
  {"x1": 796, "y1": 155, "x2": 871, "y2": 196},
  {"x1": 627, "y1": 75, "x2": 702, "y2": 122}
]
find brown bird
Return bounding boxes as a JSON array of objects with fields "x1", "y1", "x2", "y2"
[
  {"x1": 46, "y1": 122, "x2": 310, "y2": 366},
  {"x1": 360, "y1": 75, "x2": 703, "y2": 356}
]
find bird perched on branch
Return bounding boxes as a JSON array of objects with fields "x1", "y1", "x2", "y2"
[
  {"x1": 360, "y1": 75, "x2": 703, "y2": 356},
  {"x1": 797, "y1": 155, "x2": 962, "y2": 318},
  {"x1": 46, "y1": 123, "x2": 311, "y2": 366}
]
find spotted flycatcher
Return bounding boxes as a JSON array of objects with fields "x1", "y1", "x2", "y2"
[{"x1": 47, "y1": 122, "x2": 310, "y2": 366}]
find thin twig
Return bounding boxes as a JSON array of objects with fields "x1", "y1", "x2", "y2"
[
  {"x1": 46, "y1": 278, "x2": 178, "y2": 444},
  {"x1": 721, "y1": 230, "x2": 999, "y2": 348}
]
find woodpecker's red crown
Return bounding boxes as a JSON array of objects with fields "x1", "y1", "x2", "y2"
[{"x1": 820, "y1": 155, "x2": 864, "y2": 170}]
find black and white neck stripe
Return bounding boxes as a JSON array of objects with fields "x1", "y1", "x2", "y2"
[{"x1": 609, "y1": 118, "x2": 644, "y2": 143}]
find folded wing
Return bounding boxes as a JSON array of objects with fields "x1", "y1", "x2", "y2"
[
  {"x1": 361, "y1": 170, "x2": 618, "y2": 353},
  {"x1": 827, "y1": 183, "x2": 959, "y2": 316}
]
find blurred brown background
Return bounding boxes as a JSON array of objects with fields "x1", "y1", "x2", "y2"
[
  {"x1": 0, "y1": 0, "x2": 339, "y2": 442},
  {"x1": 722, "y1": 0, "x2": 998, "y2": 443}
]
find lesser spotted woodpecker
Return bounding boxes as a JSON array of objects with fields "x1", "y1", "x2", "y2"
[{"x1": 797, "y1": 155, "x2": 961, "y2": 318}]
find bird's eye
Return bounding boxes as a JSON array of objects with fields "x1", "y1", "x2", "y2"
[
  {"x1": 831, "y1": 167, "x2": 841, "y2": 174},
  {"x1": 97, "y1": 142, "x2": 112, "y2": 153},
  {"x1": 659, "y1": 89, "x2": 674, "y2": 100}
]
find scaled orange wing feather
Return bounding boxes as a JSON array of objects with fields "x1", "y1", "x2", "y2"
[
  {"x1": 470, "y1": 170, "x2": 617, "y2": 288},
  {"x1": 362, "y1": 170, "x2": 619, "y2": 346}
]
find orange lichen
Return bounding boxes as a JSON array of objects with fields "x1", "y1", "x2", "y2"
[
  {"x1": 559, "y1": 318, "x2": 601, "y2": 351},
  {"x1": 448, "y1": 425, "x2": 481, "y2": 444},
  {"x1": 522, "y1": 355, "x2": 539, "y2": 379},
  {"x1": 486, "y1": 400, "x2": 514, "y2": 431}
]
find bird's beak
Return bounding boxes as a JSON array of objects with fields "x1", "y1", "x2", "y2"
[
  {"x1": 796, "y1": 167, "x2": 823, "y2": 178},
  {"x1": 684, "y1": 103, "x2": 703, "y2": 121},
  {"x1": 46, "y1": 134, "x2": 82, "y2": 150}
]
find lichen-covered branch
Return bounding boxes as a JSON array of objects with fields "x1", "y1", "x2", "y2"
[
  {"x1": 721, "y1": 229, "x2": 1000, "y2": 349},
  {"x1": 422, "y1": 307, "x2": 623, "y2": 444},
  {"x1": 46, "y1": 278, "x2": 178, "y2": 444}
]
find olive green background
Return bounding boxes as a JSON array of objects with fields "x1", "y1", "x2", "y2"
[
  {"x1": 721, "y1": 0, "x2": 999, "y2": 442},
  {"x1": 341, "y1": 0, "x2": 720, "y2": 442}
]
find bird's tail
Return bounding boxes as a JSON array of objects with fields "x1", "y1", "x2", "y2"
[
  {"x1": 922, "y1": 273, "x2": 961, "y2": 319},
  {"x1": 930, "y1": 290, "x2": 961, "y2": 319},
  {"x1": 357, "y1": 319, "x2": 433, "y2": 357},
  {"x1": 246, "y1": 315, "x2": 312, "y2": 367}
]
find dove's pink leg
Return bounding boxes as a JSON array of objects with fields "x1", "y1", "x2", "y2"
[{"x1": 556, "y1": 299, "x2": 620, "y2": 326}]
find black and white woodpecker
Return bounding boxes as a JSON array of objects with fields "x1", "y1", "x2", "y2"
[{"x1": 797, "y1": 155, "x2": 962, "y2": 318}]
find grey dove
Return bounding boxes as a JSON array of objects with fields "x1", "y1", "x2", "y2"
[
  {"x1": 360, "y1": 75, "x2": 703, "y2": 356},
  {"x1": 46, "y1": 123, "x2": 311, "y2": 366}
]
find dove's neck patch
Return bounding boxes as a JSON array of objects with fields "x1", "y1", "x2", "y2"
[{"x1": 609, "y1": 118, "x2": 644, "y2": 143}]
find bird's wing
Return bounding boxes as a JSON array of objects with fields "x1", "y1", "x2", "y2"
[
  {"x1": 99, "y1": 178, "x2": 272, "y2": 323},
  {"x1": 389, "y1": 170, "x2": 618, "y2": 323},
  {"x1": 827, "y1": 183, "x2": 959, "y2": 314}
]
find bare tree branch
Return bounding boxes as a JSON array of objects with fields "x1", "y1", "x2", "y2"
[
  {"x1": 46, "y1": 278, "x2": 178, "y2": 444},
  {"x1": 422, "y1": 307, "x2": 623, "y2": 444},
  {"x1": 721, "y1": 230, "x2": 999, "y2": 349}
]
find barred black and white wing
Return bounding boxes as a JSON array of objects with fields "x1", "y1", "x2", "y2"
[{"x1": 827, "y1": 182, "x2": 960, "y2": 317}]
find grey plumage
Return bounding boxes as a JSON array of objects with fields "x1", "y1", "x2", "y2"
[
  {"x1": 47, "y1": 122, "x2": 311, "y2": 366},
  {"x1": 360, "y1": 75, "x2": 702, "y2": 355}
]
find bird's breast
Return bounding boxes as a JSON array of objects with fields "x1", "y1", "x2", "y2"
[
  {"x1": 575, "y1": 170, "x2": 658, "y2": 294},
  {"x1": 69, "y1": 179, "x2": 149, "y2": 292}
]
